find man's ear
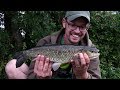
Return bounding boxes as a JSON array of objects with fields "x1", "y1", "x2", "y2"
[
  {"x1": 62, "y1": 18, "x2": 66, "y2": 28},
  {"x1": 86, "y1": 23, "x2": 91, "y2": 30}
]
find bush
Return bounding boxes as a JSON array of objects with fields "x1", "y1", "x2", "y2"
[
  {"x1": 0, "y1": 11, "x2": 120, "y2": 79},
  {"x1": 90, "y1": 11, "x2": 120, "y2": 79}
]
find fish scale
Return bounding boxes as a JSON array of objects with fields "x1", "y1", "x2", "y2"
[{"x1": 14, "y1": 45, "x2": 100, "y2": 68}]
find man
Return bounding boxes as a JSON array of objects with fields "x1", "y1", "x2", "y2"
[{"x1": 5, "y1": 11, "x2": 101, "y2": 79}]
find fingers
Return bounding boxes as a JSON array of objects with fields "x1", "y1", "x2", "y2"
[
  {"x1": 71, "y1": 59, "x2": 76, "y2": 68},
  {"x1": 71, "y1": 54, "x2": 79, "y2": 68},
  {"x1": 79, "y1": 53, "x2": 86, "y2": 66},
  {"x1": 71, "y1": 54, "x2": 80, "y2": 68},
  {"x1": 38, "y1": 55, "x2": 45, "y2": 71},
  {"x1": 43, "y1": 58, "x2": 50, "y2": 74},
  {"x1": 34, "y1": 55, "x2": 41, "y2": 73},
  {"x1": 83, "y1": 53, "x2": 90, "y2": 65},
  {"x1": 71, "y1": 53, "x2": 90, "y2": 67},
  {"x1": 71, "y1": 53, "x2": 90, "y2": 79},
  {"x1": 34, "y1": 55, "x2": 52, "y2": 78},
  {"x1": 79, "y1": 53, "x2": 90, "y2": 66},
  {"x1": 74, "y1": 56, "x2": 81, "y2": 67},
  {"x1": 47, "y1": 62, "x2": 52, "y2": 76}
]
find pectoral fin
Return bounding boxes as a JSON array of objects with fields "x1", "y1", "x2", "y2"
[{"x1": 52, "y1": 63, "x2": 61, "y2": 71}]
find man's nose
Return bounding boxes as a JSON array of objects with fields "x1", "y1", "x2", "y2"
[{"x1": 74, "y1": 27, "x2": 80, "y2": 33}]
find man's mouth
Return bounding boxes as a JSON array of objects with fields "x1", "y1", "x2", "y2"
[{"x1": 72, "y1": 34, "x2": 79, "y2": 38}]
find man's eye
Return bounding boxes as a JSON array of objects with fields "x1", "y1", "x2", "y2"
[
  {"x1": 78, "y1": 26, "x2": 85, "y2": 29},
  {"x1": 80, "y1": 26, "x2": 84, "y2": 28},
  {"x1": 71, "y1": 24, "x2": 76, "y2": 27}
]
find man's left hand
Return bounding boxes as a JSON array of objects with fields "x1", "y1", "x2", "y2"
[{"x1": 71, "y1": 53, "x2": 90, "y2": 79}]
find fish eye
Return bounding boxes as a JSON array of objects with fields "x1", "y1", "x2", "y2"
[
  {"x1": 81, "y1": 48, "x2": 84, "y2": 51},
  {"x1": 91, "y1": 51, "x2": 94, "y2": 53}
]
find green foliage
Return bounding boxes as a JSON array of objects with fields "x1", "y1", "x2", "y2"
[
  {"x1": 0, "y1": 11, "x2": 65, "y2": 79},
  {"x1": 0, "y1": 30, "x2": 13, "y2": 79},
  {"x1": 89, "y1": 11, "x2": 120, "y2": 79},
  {"x1": 21, "y1": 11, "x2": 65, "y2": 45},
  {"x1": 0, "y1": 11, "x2": 120, "y2": 79}
]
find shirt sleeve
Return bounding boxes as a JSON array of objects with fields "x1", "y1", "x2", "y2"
[{"x1": 87, "y1": 57, "x2": 101, "y2": 79}]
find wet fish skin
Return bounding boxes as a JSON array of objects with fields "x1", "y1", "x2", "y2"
[{"x1": 15, "y1": 45, "x2": 100, "y2": 68}]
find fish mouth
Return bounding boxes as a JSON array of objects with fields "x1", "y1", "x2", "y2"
[
  {"x1": 88, "y1": 53, "x2": 100, "y2": 60},
  {"x1": 73, "y1": 51, "x2": 100, "y2": 60}
]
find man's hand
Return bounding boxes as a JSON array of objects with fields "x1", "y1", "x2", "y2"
[
  {"x1": 71, "y1": 53, "x2": 90, "y2": 79},
  {"x1": 34, "y1": 55, "x2": 52, "y2": 79}
]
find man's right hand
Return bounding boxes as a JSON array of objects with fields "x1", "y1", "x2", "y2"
[{"x1": 34, "y1": 55, "x2": 52, "y2": 79}]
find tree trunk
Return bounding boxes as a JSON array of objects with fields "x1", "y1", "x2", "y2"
[{"x1": 4, "y1": 11, "x2": 23, "y2": 52}]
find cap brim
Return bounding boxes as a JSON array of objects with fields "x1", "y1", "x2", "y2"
[{"x1": 67, "y1": 14, "x2": 90, "y2": 22}]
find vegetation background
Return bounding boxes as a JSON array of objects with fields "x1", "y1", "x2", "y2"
[{"x1": 0, "y1": 11, "x2": 120, "y2": 79}]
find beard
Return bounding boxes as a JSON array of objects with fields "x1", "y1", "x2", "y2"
[{"x1": 69, "y1": 31, "x2": 83, "y2": 44}]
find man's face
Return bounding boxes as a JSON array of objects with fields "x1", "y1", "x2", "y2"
[{"x1": 63, "y1": 17, "x2": 89, "y2": 44}]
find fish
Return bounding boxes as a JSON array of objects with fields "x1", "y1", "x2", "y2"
[{"x1": 14, "y1": 44, "x2": 100, "y2": 68}]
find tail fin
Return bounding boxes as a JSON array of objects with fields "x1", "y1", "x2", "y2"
[{"x1": 13, "y1": 52, "x2": 28, "y2": 68}]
